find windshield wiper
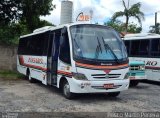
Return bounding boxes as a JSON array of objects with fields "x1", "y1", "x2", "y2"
[
  {"x1": 102, "y1": 37, "x2": 120, "y2": 64},
  {"x1": 95, "y1": 37, "x2": 102, "y2": 59}
]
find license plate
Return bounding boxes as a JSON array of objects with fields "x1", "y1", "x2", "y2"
[
  {"x1": 103, "y1": 84, "x2": 114, "y2": 88},
  {"x1": 129, "y1": 76, "x2": 135, "y2": 80}
]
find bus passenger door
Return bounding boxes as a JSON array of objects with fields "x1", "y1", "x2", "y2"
[{"x1": 47, "y1": 30, "x2": 61, "y2": 85}]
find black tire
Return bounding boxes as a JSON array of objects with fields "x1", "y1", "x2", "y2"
[
  {"x1": 129, "y1": 80, "x2": 139, "y2": 87},
  {"x1": 62, "y1": 80, "x2": 74, "y2": 99},
  {"x1": 107, "y1": 92, "x2": 120, "y2": 97},
  {"x1": 26, "y1": 70, "x2": 34, "y2": 83}
]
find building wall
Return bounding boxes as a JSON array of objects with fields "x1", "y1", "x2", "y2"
[{"x1": 0, "y1": 45, "x2": 17, "y2": 71}]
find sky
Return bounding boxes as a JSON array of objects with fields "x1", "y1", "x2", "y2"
[{"x1": 41, "y1": 0, "x2": 160, "y2": 33}]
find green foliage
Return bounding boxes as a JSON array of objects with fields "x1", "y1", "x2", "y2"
[
  {"x1": 0, "y1": 70, "x2": 24, "y2": 79},
  {"x1": 39, "y1": 20, "x2": 54, "y2": 27},
  {"x1": 149, "y1": 23, "x2": 160, "y2": 34},
  {"x1": 21, "y1": 0, "x2": 54, "y2": 31},
  {"x1": 104, "y1": 20, "x2": 124, "y2": 32},
  {"x1": 112, "y1": 0, "x2": 144, "y2": 32},
  {"x1": 104, "y1": 19, "x2": 142, "y2": 33},
  {"x1": 127, "y1": 23, "x2": 142, "y2": 33},
  {"x1": 0, "y1": 0, "x2": 22, "y2": 25},
  {"x1": 0, "y1": 20, "x2": 54, "y2": 45},
  {"x1": 0, "y1": 22, "x2": 29, "y2": 45},
  {"x1": 0, "y1": 0, "x2": 55, "y2": 45}
]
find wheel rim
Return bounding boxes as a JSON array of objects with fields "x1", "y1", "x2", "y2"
[{"x1": 63, "y1": 82, "x2": 70, "y2": 97}]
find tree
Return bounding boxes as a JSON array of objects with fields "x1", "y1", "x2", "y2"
[
  {"x1": 0, "y1": 0, "x2": 22, "y2": 25},
  {"x1": 0, "y1": 22, "x2": 29, "y2": 45},
  {"x1": 21, "y1": 0, "x2": 54, "y2": 31},
  {"x1": 112, "y1": 0, "x2": 144, "y2": 32},
  {"x1": 104, "y1": 19, "x2": 142, "y2": 33},
  {"x1": 0, "y1": 20, "x2": 54, "y2": 45},
  {"x1": 104, "y1": 20, "x2": 124, "y2": 32},
  {"x1": 39, "y1": 20, "x2": 55, "y2": 27},
  {"x1": 149, "y1": 23, "x2": 160, "y2": 34},
  {"x1": 127, "y1": 23, "x2": 142, "y2": 33},
  {"x1": 0, "y1": 0, "x2": 55, "y2": 45},
  {"x1": 0, "y1": 0, "x2": 55, "y2": 31}
]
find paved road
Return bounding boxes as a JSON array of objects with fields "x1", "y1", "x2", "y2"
[{"x1": 0, "y1": 78, "x2": 160, "y2": 113}]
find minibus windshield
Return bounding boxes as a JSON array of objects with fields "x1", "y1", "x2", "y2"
[{"x1": 70, "y1": 25, "x2": 127, "y2": 62}]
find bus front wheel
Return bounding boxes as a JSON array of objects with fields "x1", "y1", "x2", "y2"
[{"x1": 62, "y1": 80, "x2": 74, "y2": 99}]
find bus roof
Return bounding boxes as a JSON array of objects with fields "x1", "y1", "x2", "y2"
[
  {"x1": 123, "y1": 33, "x2": 160, "y2": 40},
  {"x1": 20, "y1": 23, "x2": 113, "y2": 38},
  {"x1": 20, "y1": 23, "x2": 70, "y2": 38}
]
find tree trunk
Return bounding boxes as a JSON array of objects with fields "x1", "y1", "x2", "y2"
[{"x1": 125, "y1": 16, "x2": 129, "y2": 33}]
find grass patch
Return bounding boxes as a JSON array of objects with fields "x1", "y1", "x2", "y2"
[{"x1": 0, "y1": 70, "x2": 24, "y2": 80}]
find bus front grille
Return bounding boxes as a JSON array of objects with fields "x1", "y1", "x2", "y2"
[
  {"x1": 130, "y1": 66, "x2": 140, "y2": 70},
  {"x1": 91, "y1": 74, "x2": 121, "y2": 79}
]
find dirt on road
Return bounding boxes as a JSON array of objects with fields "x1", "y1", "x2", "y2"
[{"x1": 0, "y1": 78, "x2": 160, "y2": 113}]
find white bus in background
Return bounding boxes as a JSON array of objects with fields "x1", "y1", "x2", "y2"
[
  {"x1": 123, "y1": 33, "x2": 160, "y2": 82},
  {"x1": 17, "y1": 23, "x2": 129, "y2": 99}
]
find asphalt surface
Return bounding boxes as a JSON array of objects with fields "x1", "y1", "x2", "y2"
[{"x1": 0, "y1": 78, "x2": 160, "y2": 113}]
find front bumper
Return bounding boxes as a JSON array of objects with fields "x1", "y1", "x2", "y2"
[
  {"x1": 129, "y1": 75, "x2": 146, "y2": 80},
  {"x1": 67, "y1": 78, "x2": 129, "y2": 93}
]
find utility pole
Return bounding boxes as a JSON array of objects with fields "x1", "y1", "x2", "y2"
[
  {"x1": 155, "y1": 11, "x2": 160, "y2": 33},
  {"x1": 155, "y1": 12, "x2": 157, "y2": 33}
]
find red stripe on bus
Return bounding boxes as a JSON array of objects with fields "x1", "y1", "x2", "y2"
[
  {"x1": 19, "y1": 56, "x2": 47, "y2": 71},
  {"x1": 75, "y1": 62, "x2": 128, "y2": 70},
  {"x1": 19, "y1": 56, "x2": 25, "y2": 65},
  {"x1": 146, "y1": 66, "x2": 160, "y2": 70},
  {"x1": 57, "y1": 70, "x2": 72, "y2": 76},
  {"x1": 23, "y1": 63, "x2": 47, "y2": 71}
]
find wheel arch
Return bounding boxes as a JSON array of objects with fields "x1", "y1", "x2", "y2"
[
  {"x1": 59, "y1": 76, "x2": 68, "y2": 90},
  {"x1": 26, "y1": 68, "x2": 30, "y2": 76}
]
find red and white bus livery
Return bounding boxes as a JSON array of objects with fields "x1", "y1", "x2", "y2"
[
  {"x1": 17, "y1": 23, "x2": 129, "y2": 99},
  {"x1": 124, "y1": 33, "x2": 160, "y2": 82}
]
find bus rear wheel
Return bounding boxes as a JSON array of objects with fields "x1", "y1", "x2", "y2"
[
  {"x1": 62, "y1": 80, "x2": 74, "y2": 99},
  {"x1": 107, "y1": 92, "x2": 120, "y2": 97}
]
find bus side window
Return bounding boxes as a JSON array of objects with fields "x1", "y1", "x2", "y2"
[
  {"x1": 130, "y1": 40, "x2": 140, "y2": 56},
  {"x1": 139, "y1": 39, "x2": 149, "y2": 56},
  {"x1": 18, "y1": 38, "x2": 26, "y2": 55},
  {"x1": 151, "y1": 39, "x2": 160, "y2": 57},
  {"x1": 124, "y1": 40, "x2": 130, "y2": 56},
  {"x1": 59, "y1": 31, "x2": 71, "y2": 64}
]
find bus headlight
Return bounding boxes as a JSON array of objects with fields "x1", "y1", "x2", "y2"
[
  {"x1": 124, "y1": 73, "x2": 129, "y2": 79},
  {"x1": 72, "y1": 72, "x2": 88, "y2": 80},
  {"x1": 139, "y1": 66, "x2": 145, "y2": 70}
]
